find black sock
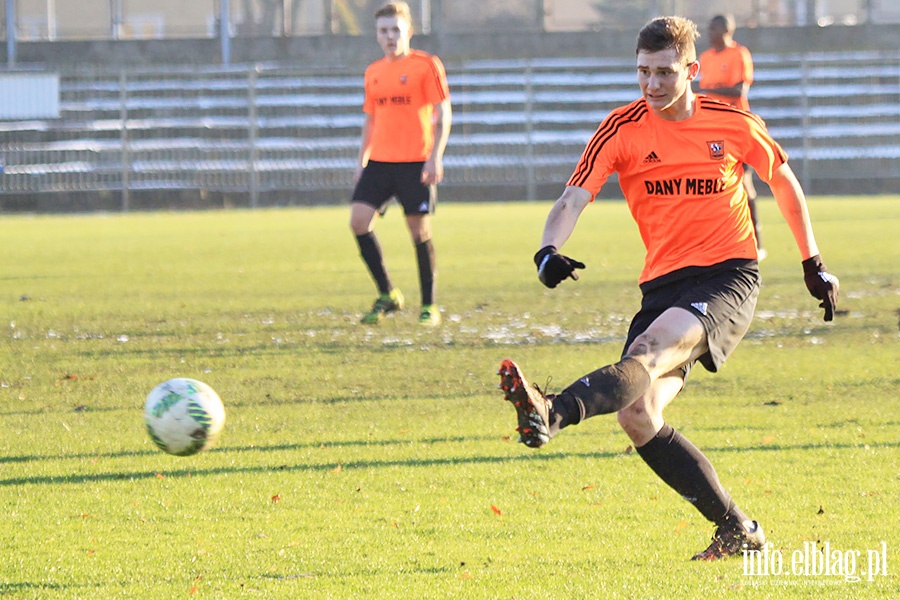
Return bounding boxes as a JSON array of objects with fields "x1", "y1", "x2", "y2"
[
  {"x1": 550, "y1": 357, "x2": 651, "y2": 428},
  {"x1": 415, "y1": 239, "x2": 436, "y2": 306},
  {"x1": 635, "y1": 424, "x2": 749, "y2": 526},
  {"x1": 356, "y1": 232, "x2": 391, "y2": 295}
]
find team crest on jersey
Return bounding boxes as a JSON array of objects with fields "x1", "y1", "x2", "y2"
[
  {"x1": 707, "y1": 140, "x2": 725, "y2": 160},
  {"x1": 400, "y1": 75, "x2": 407, "y2": 84}
]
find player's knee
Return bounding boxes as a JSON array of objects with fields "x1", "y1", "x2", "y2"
[
  {"x1": 406, "y1": 220, "x2": 431, "y2": 244},
  {"x1": 617, "y1": 402, "x2": 653, "y2": 439},
  {"x1": 349, "y1": 217, "x2": 369, "y2": 236},
  {"x1": 625, "y1": 332, "x2": 659, "y2": 360}
]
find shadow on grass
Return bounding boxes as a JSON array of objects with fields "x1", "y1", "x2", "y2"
[
  {"x1": 0, "y1": 389, "x2": 482, "y2": 417},
  {"x1": 0, "y1": 582, "x2": 70, "y2": 593},
  {"x1": 0, "y1": 448, "x2": 608, "y2": 487},
  {"x1": 0, "y1": 434, "x2": 502, "y2": 465},
  {"x1": 2, "y1": 439, "x2": 899, "y2": 488},
  {"x1": 68, "y1": 337, "x2": 459, "y2": 361}
]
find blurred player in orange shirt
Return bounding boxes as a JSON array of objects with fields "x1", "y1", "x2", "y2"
[
  {"x1": 497, "y1": 16, "x2": 838, "y2": 562},
  {"x1": 697, "y1": 15, "x2": 753, "y2": 110},
  {"x1": 697, "y1": 14, "x2": 765, "y2": 257},
  {"x1": 349, "y1": 2, "x2": 451, "y2": 327}
]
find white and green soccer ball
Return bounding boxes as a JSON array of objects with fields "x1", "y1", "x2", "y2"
[{"x1": 144, "y1": 378, "x2": 226, "y2": 456}]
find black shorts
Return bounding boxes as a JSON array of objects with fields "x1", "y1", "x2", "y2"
[
  {"x1": 352, "y1": 160, "x2": 436, "y2": 216},
  {"x1": 622, "y1": 259, "x2": 760, "y2": 376}
]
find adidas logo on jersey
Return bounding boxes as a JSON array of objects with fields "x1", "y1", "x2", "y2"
[
  {"x1": 691, "y1": 302, "x2": 709, "y2": 316},
  {"x1": 643, "y1": 151, "x2": 661, "y2": 164}
]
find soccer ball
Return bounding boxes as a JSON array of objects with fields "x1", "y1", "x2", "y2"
[{"x1": 144, "y1": 378, "x2": 226, "y2": 456}]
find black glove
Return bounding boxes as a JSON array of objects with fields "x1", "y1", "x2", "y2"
[
  {"x1": 802, "y1": 255, "x2": 839, "y2": 322},
  {"x1": 534, "y1": 245, "x2": 585, "y2": 289}
]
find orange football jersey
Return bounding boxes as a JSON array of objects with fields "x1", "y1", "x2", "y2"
[
  {"x1": 362, "y1": 49, "x2": 450, "y2": 162},
  {"x1": 568, "y1": 97, "x2": 787, "y2": 283},
  {"x1": 698, "y1": 42, "x2": 754, "y2": 111}
]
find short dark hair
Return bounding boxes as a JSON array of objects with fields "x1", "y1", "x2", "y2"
[
  {"x1": 709, "y1": 14, "x2": 736, "y2": 33},
  {"x1": 636, "y1": 16, "x2": 700, "y2": 64}
]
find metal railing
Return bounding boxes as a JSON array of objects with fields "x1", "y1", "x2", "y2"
[{"x1": 1, "y1": 50, "x2": 899, "y2": 210}]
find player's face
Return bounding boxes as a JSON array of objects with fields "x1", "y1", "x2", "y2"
[
  {"x1": 637, "y1": 48, "x2": 699, "y2": 120},
  {"x1": 376, "y1": 15, "x2": 412, "y2": 59},
  {"x1": 708, "y1": 21, "x2": 727, "y2": 46}
]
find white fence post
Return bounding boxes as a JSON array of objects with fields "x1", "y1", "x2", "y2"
[
  {"x1": 524, "y1": 59, "x2": 536, "y2": 201},
  {"x1": 5, "y1": 0, "x2": 16, "y2": 68},
  {"x1": 800, "y1": 52, "x2": 811, "y2": 192},
  {"x1": 248, "y1": 66, "x2": 259, "y2": 208},
  {"x1": 220, "y1": 0, "x2": 231, "y2": 65},
  {"x1": 119, "y1": 69, "x2": 131, "y2": 212}
]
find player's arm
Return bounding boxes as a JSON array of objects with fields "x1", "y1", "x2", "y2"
[
  {"x1": 700, "y1": 81, "x2": 746, "y2": 98},
  {"x1": 355, "y1": 113, "x2": 375, "y2": 182},
  {"x1": 695, "y1": 73, "x2": 746, "y2": 97},
  {"x1": 769, "y1": 163, "x2": 818, "y2": 258},
  {"x1": 769, "y1": 162, "x2": 839, "y2": 320},
  {"x1": 423, "y1": 99, "x2": 452, "y2": 185},
  {"x1": 534, "y1": 186, "x2": 592, "y2": 288},
  {"x1": 542, "y1": 185, "x2": 592, "y2": 248}
]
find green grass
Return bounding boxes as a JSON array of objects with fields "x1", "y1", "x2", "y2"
[{"x1": 1, "y1": 198, "x2": 898, "y2": 599}]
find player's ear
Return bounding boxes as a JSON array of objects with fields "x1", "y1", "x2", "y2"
[{"x1": 686, "y1": 61, "x2": 700, "y2": 80}]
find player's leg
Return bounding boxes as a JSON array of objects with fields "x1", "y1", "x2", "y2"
[
  {"x1": 619, "y1": 373, "x2": 762, "y2": 559},
  {"x1": 498, "y1": 261, "x2": 763, "y2": 555},
  {"x1": 350, "y1": 163, "x2": 404, "y2": 324},
  {"x1": 743, "y1": 166, "x2": 765, "y2": 258},
  {"x1": 626, "y1": 262, "x2": 763, "y2": 559},
  {"x1": 406, "y1": 213, "x2": 439, "y2": 325},
  {"x1": 499, "y1": 306, "x2": 704, "y2": 448},
  {"x1": 396, "y1": 162, "x2": 440, "y2": 326},
  {"x1": 549, "y1": 306, "x2": 706, "y2": 429},
  {"x1": 350, "y1": 201, "x2": 389, "y2": 292},
  {"x1": 616, "y1": 370, "x2": 683, "y2": 446},
  {"x1": 500, "y1": 261, "x2": 759, "y2": 448}
]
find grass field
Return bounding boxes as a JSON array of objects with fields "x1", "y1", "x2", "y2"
[{"x1": 1, "y1": 197, "x2": 898, "y2": 599}]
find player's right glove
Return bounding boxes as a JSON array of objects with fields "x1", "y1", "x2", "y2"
[
  {"x1": 534, "y1": 245, "x2": 585, "y2": 289},
  {"x1": 802, "y1": 254, "x2": 839, "y2": 322}
]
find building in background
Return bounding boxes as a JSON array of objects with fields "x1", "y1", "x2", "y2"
[{"x1": 3, "y1": 0, "x2": 898, "y2": 42}]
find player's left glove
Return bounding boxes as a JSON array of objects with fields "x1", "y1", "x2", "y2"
[
  {"x1": 802, "y1": 254, "x2": 839, "y2": 322},
  {"x1": 534, "y1": 245, "x2": 585, "y2": 289}
]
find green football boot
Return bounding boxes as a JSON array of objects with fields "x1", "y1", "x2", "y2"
[
  {"x1": 361, "y1": 289, "x2": 404, "y2": 325},
  {"x1": 418, "y1": 304, "x2": 441, "y2": 327}
]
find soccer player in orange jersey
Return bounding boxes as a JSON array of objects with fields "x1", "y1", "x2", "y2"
[
  {"x1": 696, "y1": 14, "x2": 765, "y2": 257},
  {"x1": 498, "y1": 16, "x2": 839, "y2": 560},
  {"x1": 349, "y1": 2, "x2": 451, "y2": 326}
]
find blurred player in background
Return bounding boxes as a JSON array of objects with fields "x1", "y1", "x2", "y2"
[
  {"x1": 498, "y1": 16, "x2": 838, "y2": 561},
  {"x1": 696, "y1": 14, "x2": 765, "y2": 258},
  {"x1": 349, "y1": 1, "x2": 451, "y2": 326}
]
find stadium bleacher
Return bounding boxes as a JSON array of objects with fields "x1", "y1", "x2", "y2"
[{"x1": 1, "y1": 50, "x2": 899, "y2": 210}]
